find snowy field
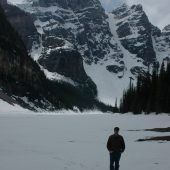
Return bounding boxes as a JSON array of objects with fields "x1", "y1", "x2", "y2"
[{"x1": 0, "y1": 109, "x2": 170, "y2": 170}]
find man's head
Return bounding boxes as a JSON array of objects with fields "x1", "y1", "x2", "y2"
[{"x1": 114, "y1": 127, "x2": 120, "y2": 135}]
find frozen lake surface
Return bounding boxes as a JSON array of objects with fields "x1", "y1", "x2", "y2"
[{"x1": 0, "y1": 112, "x2": 170, "y2": 170}]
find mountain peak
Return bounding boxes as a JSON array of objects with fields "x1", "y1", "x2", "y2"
[
  {"x1": 112, "y1": 3, "x2": 143, "y2": 15},
  {"x1": 112, "y1": 3, "x2": 128, "y2": 12},
  {"x1": 112, "y1": 3, "x2": 144, "y2": 20},
  {"x1": 130, "y1": 4, "x2": 143, "y2": 11},
  {"x1": 163, "y1": 24, "x2": 170, "y2": 32}
]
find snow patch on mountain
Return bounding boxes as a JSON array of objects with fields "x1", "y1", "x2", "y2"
[
  {"x1": 42, "y1": 67, "x2": 76, "y2": 85},
  {"x1": 84, "y1": 63, "x2": 127, "y2": 105}
]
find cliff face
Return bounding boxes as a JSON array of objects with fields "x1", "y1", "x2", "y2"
[
  {"x1": 112, "y1": 4, "x2": 156, "y2": 64},
  {"x1": 20, "y1": 0, "x2": 121, "y2": 65},
  {"x1": 152, "y1": 24, "x2": 170, "y2": 63},
  {"x1": 2, "y1": 3, "x2": 39, "y2": 51},
  {"x1": 0, "y1": 5, "x2": 50, "y2": 110},
  {"x1": 0, "y1": 5, "x2": 101, "y2": 111},
  {"x1": 1, "y1": 1, "x2": 97, "y2": 97},
  {"x1": 39, "y1": 49, "x2": 91, "y2": 82}
]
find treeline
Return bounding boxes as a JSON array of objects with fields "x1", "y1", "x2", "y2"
[{"x1": 120, "y1": 61, "x2": 170, "y2": 114}]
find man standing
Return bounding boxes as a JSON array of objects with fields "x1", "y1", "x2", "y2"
[{"x1": 107, "y1": 127, "x2": 125, "y2": 170}]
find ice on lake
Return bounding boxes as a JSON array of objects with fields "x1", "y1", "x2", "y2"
[{"x1": 0, "y1": 111, "x2": 170, "y2": 170}]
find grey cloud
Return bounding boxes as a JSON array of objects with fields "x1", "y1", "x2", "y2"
[
  {"x1": 99, "y1": 0, "x2": 125, "y2": 11},
  {"x1": 126, "y1": 0, "x2": 170, "y2": 29},
  {"x1": 99, "y1": 0, "x2": 170, "y2": 29}
]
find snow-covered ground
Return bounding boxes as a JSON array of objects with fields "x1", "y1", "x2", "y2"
[
  {"x1": 0, "y1": 108, "x2": 170, "y2": 170},
  {"x1": 0, "y1": 99, "x2": 30, "y2": 114}
]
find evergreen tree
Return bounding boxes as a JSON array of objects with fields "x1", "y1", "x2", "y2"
[{"x1": 120, "y1": 61, "x2": 170, "y2": 114}]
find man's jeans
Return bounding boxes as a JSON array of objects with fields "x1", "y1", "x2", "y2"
[{"x1": 110, "y1": 151, "x2": 121, "y2": 170}]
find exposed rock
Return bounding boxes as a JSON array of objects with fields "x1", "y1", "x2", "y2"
[
  {"x1": 0, "y1": 5, "x2": 105, "y2": 111},
  {"x1": 0, "y1": 5, "x2": 52, "y2": 110},
  {"x1": 1, "y1": 0, "x2": 98, "y2": 97},
  {"x1": 2, "y1": 3, "x2": 39, "y2": 51},
  {"x1": 112, "y1": 4, "x2": 156, "y2": 64},
  {"x1": 16, "y1": 0, "x2": 117, "y2": 94},
  {"x1": 19, "y1": 0, "x2": 122, "y2": 64},
  {"x1": 106, "y1": 65, "x2": 124, "y2": 74},
  {"x1": 137, "y1": 136, "x2": 170, "y2": 142},
  {"x1": 0, "y1": 90, "x2": 17, "y2": 105},
  {"x1": 39, "y1": 49, "x2": 89, "y2": 82},
  {"x1": 152, "y1": 24, "x2": 170, "y2": 62},
  {"x1": 162, "y1": 24, "x2": 170, "y2": 36},
  {"x1": 130, "y1": 66, "x2": 146, "y2": 76},
  {"x1": 145, "y1": 127, "x2": 170, "y2": 133}
]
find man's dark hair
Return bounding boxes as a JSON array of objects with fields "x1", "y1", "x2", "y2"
[{"x1": 114, "y1": 127, "x2": 119, "y2": 131}]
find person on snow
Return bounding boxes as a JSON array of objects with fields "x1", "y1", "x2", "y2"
[{"x1": 107, "y1": 127, "x2": 125, "y2": 170}]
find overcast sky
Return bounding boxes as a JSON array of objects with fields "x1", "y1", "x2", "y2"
[
  {"x1": 127, "y1": 0, "x2": 170, "y2": 30},
  {"x1": 8, "y1": 0, "x2": 170, "y2": 30},
  {"x1": 99, "y1": 0, "x2": 170, "y2": 30}
]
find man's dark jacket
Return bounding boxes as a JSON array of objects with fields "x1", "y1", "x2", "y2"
[{"x1": 107, "y1": 134, "x2": 125, "y2": 152}]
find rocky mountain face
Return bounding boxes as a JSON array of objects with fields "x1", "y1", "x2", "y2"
[
  {"x1": 1, "y1": 0, "x2": 97, "y2": 97},
  {"x1": 112, "y1": 4, "x2": 156, "y2": 64},
  {"x1": 111, "y1": 4, "x2": 170, "y2": 74},
  {"x1": 1, "y1": 2, "x2": 39, "y2": 51},
  {"x1": 16, "y1": 0, "x2": 123, "y2": 104},
  {"x1": 0, "y1": 4, "x2": 52, "y2": 110},
  {"x1": 0, "y1": 4, "x2": 113, "y2": 112},
  {"x1": 152, "y1": 24, "x2": 170, "y2": 63},
  {"x1": 4, "y1": 0, "x2": 170, "y2": 105},
  {"x1": 31, "y1": 0, "x2": 122, "y2": 64}
]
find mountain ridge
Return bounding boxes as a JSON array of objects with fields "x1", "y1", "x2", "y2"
[
  {"x1": 2, "y1": 0, "x2": 170, "y2": 106},
  {"x1": 0, "y1": 3, "x2": 114, "y2": 112}
]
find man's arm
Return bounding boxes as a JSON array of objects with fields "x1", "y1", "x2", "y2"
[
  {"x1": 107, "y1": 136, "x2": 111, "y2": 151},
  {"x1": 121, "y1": 136, "x2": 125, "y2": 152}
]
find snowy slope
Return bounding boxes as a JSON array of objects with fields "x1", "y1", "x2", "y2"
[{"x1": 0, "y1": 99, "x2": 29, "y2": 114}]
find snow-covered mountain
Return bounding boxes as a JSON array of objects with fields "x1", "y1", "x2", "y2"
[
  {"x1": 1, "y1": 2, "x2": 115, "y2": 112},
  {"x1": 152, "y1": 24, "x2": 170, "y2": 63},
  {"x1": 3, "y1": 0, "x2": 170, "y2": 105},
  {"x1": 13, "y1": 0, "x2": 123, "y2": 104}
]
